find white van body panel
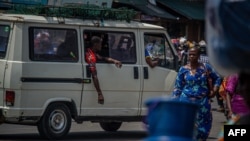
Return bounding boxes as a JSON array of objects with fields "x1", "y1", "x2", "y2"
[
  {"x1": 0, "y1": 21, "x2": 12, "y2": 107},
  {"x1": 1, "y1": 22, "x2": 83, "y2": 118}
]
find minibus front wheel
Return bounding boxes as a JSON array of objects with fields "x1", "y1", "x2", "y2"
[{"x1": 37, "y1": 103, "x2": 72, "y2": 139}]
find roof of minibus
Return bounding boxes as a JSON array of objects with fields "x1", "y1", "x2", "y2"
[{"x1": 0, "y1": 13, "x2": 165, "y2": 30}]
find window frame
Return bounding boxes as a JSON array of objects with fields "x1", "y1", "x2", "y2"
[
  {"x1": 29, "y1": 27, "x2": 79, "y2": 62},
  {"x1": 0, "y1": 25, "x2": 11, "y2": 59},
  {"x1": 83, "y1": 30, "x2": 137, "y2": 64},
  {"x1": 144, "y1": 33, "x2": 176, "y2": 69}
]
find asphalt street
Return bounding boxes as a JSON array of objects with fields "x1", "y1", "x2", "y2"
[
  {"x1": 0, "y1": 97, "x2": 227, "y2": 141},
  {"x1": 208, "y1": 98, "x2": 227, "y2": 141}
]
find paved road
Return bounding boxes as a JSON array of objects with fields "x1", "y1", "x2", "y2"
[
  {"x1": 0, "y1": 122, "x2": 147, "y2": 141},
  {"x1": 208, "y1": 98, "x2": 227, "y2": 141},
  {"x1": 0, "y1": 98, "x2": 227, "y2": 141}
]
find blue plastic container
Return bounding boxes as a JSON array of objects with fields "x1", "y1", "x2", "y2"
[{"x1": 144, "y1": 97, "x2": 199, "y2": 141}]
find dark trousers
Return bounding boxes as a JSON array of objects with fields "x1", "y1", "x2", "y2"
[{"x1": 215, "y1": 91, "x2": 224, "y2": 108}]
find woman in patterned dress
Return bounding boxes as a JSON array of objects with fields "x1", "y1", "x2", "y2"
[{"x1": 172, "y1": 46, "x2": 221, "y2": 140}]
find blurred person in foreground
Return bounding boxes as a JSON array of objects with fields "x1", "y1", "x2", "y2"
[
  {"x1": 205, "y1": 0, "x2": 250, "y2": 140},
  {"x1": 218, "y1": 73, "x2": 250, "y2": 141},
  {"x1": 225, "y1": 73, "x2": 250, "y2": 119},
  {"x1": 172, "y1": 46, "x2": 221, "y2": 140}
]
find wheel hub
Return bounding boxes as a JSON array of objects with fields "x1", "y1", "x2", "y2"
[{"x1": 50, "y1": 111, "x2": 66, "y2": 131}]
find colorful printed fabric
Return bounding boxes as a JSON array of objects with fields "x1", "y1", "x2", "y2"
[
  {"x1": 218, "y1": 77, "x2": 228, "y2": 100},
  {"x1": 85, "y1": 48, "x2": 97, "y2": 73},
  {"x1": 172, "y1": 63, "x2": 221, "y2": 140},
  {"x1": 226, "y1": 74, "x2": 250, "y2": 115}
]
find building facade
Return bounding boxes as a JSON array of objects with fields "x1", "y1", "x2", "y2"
[
  {"x1": 113, "y1": 0, "x2": 205, "y2": 42},
  {"x1": 0, "y1": 0, "x2": 205, "y2": 42}
]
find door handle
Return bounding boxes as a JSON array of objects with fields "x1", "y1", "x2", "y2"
[
  {"x1": 144, "y1": 67, "x2": 148, "y2": 79},
  {"x1": 134, "y1": 67, "x2": 138, "y2": 79}
]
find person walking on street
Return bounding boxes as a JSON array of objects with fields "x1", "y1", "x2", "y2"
[
  {"x1": 172, "y1": 46, "x2": 221, "y2": 140},
  {"x1": 179, "y1": 37, "x2": 189, "y2": 66},
  {"x1": 225, "y1": 73, "x2": 250, "y2": 119},
  {"x1": 218, "y1": 72, "x2": 250, "y2": 141},
  {"x1": 198, "y1": 43, "x2": 224, "y2": 112},
  {"x1": 218, "y1": 76, "x2": 230, "y2": 119}
]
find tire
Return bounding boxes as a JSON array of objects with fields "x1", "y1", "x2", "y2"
[
  {"x1": 37, "y1": 103, "x2": 71, "y2": 139},
  {"x1": 99, "y1": 122, "x2": 122, "y2": 132}
]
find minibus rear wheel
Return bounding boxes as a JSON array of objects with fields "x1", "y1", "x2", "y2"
[
  {"x1": 99, "y1": 122, "x2": 122, "y2": 132},
  {"x1": 37, "y1": 103, "x2": 72, "y2": 139}
]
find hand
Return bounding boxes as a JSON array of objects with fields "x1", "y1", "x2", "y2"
[
  {"x1": 114, "y1": 60, "x2": 122, "y2": 68},
  {"x1": 208, "y1": 90, "x2": 216, "y2": 98},
  {"x1": 171, "y1": 95, "x2": 180, "y2": 100},
  {"x1": 98, "y1": 93, "x2": 104, "y2": 104},
  {"x1": 153, "y1": 57, "x2": 160, "y2": 61},
  {"x1": 227, "y1": 111, "x2": 233, "y2": 119}
]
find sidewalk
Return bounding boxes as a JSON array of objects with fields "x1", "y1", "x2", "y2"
[{"x1": 207, "y1": 98, "x2": 227, "y2": 141}]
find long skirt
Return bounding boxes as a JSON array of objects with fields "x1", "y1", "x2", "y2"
[{"x1": 179, "y1": 95, "x2": 212, "y2": 140}]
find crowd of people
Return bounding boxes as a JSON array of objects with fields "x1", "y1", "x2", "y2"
[
  {"x1": 152, "y1": 1, "x2": 250, "y2": 140},
  {"x1": 168, "y1": 31, "x2": 250, "y2": 140},
  {"x1": 83, "y1": 1, "x2": 250, "y2": 140},
  {"x1": 171, "y1": 37, "x2": 208, "y2": 66},
  {"x1": 171, "y1": 35, "x2": 250, "y2": 115}
]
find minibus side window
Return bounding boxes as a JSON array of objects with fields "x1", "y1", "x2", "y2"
[
  {"x1": 144, "y1": 33, "x2": 175, "y2": 69},
  {"x1": 83, "y1": 31, "x2": 136, "y2": 64},
  {"x1": 29, "y1": 27, "x2": 78, "y2": 62},
  {"x1": 0, "y1": 25, "x2": 10, "y2": 59}
]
